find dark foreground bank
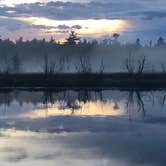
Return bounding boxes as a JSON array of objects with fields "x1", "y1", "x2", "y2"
[{"x1": 0, "y1": 73, "x2": 166, "y2": 90}]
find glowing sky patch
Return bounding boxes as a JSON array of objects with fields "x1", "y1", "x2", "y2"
[
  {"x1": 16, "y1": 16, "x2": 130, "y2": 40},
  {"x1": 0, "y1": 0, "x2": 165, "y2": 41}
]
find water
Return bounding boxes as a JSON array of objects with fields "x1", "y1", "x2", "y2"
[{"x1": 0, "y1": 89, "x2": 166, "y2": 166}]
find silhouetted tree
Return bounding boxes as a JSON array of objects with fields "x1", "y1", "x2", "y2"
[
  {"x1": 43, "y1": 53, "x2": 49, "y2": 74},
  {"x1": 149, "y1": 40, "x2": 152, "y2": 48},
  {"x1": 65, "y1": 30, "x2": 80, "y2": 45},
  {"x1": 137, "y1": 56, "x2": 146, "y2": 74},
  {"x1": 156, "y1": 37, "x2": 165, "y2": 47},
  {"x1": 112, "y1": 33, "x2": 120, "y2": 45},
  {"x1": 136, "y1": 38, "x2": 141, "y2": 48},
  {"x1": 125, "y1": 54, "x2": 146, "y2": 74},
  {"x1": 49, "y1": 36, "x2": 55, "y2": 44},
  {"x1": 99, "y1": 58, "x2": 105, "y2": 73},
  {"x1": 0, "y1": 33, "x2": 165, "y2": 74},
  {"x1": 112, "y1": 33, "x2": 120, "y2": 40},
  {"x1": 12, "y1": 53, "x2": 21, "y2": 73}
]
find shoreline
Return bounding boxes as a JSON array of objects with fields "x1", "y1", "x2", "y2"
[{"x1": 0, "y1": 73, "x2": 165, "y2": 90}]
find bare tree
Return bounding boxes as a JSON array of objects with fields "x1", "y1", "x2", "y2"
[
  {"x1": 79, "y1": 56, "x2": 92, "y2": 73},
  {"x1": 161, "y1": 64, "x2": 166, "y2": 73},
  {"x1": 43, "y1": 53, "x2": 56, "y2": 75},
  {"x1": 43, "y1": 53, "x2": 49, "y2": 74},
  {"x1": 12, "y1": 53, "x2": 21, "y2": 73},
  {"x1": 58, "y1": 57, "x2": 65, "y2": 73},
  {"x1": 98, "y1": 57, "x2": 105, "y2": 74},
  {"x1": 125, "y1": 53, "x2": 135, "y2": 74},
  {"x1": 48, "y1": 62, "x2": 56, "y2": 74},
  {"x1": 137, "y1": 56, "x2": 146, "y2": 74},
  {"x1": 125, "y1": 53, "x2": 146, "y2": 74}
]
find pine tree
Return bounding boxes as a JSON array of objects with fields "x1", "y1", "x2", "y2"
[{"x1": 65, "y1": 30, "x2": 80, "y2": 45}]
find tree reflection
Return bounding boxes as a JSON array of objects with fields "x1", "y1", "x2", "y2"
[
  {"x1": 126, "y1": 90, "x2": 145, "y2": 120},
  {"x1": 0, "y1": 89, "x2": 165, "y2": 119}
]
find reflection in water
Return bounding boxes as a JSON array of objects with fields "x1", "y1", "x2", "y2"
[
  {"x1": 0, "y1": 89, "x2": 165, "y2": 120},
  {"x1": 0, "y1": 89, "x2": 166, "y2": 165},
  {"x1": 126, "y1": 91, "x2": 145, "y2": 120},
  {"x1": 23, "y1": 101, "x2": 125, "y2": 119},
  {"x1": 1, "y1": 124, "x2": 166, "y2": 166}
]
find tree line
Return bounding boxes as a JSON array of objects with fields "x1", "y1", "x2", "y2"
[{"x1": 0, "y1": 31, "x2": 166, "y2": 73}]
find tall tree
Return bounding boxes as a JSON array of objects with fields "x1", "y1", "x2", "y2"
[{"x1": 65, "y1": 30, "x2": 80, "y2": 45}]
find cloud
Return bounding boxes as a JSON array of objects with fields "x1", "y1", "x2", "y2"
[
  {"x1": 57, "y1": 24, "x2": 70, "y2": 29},
  {"x1": 0, "y1": 0, "x2": 166, "y2": 40},
  {"x1": 142, "y1": 11, "x2": 166, "y2": 20},
  {"x1": 0, "y1": 147, "x2": 28, "y2": 163},
  {"x1": 1, "y1": 115, "x2": 166, "y2": 166},
  {"x1": 0, "y1": 1, "x2": 144, "y2": 20},
  {"x1": 72, "y1": 25, "x2": 82, "y2": 29},
  {"x1": 56, "y1": 24, "x2": 82, "y2": 30},
  {"x1": 0, "y1": 16, "x2": 31, "y2": 31}
]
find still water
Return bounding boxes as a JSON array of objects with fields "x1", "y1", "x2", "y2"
[{"x1": 0, "y1": 89, "x2": 166, "y2": 166}]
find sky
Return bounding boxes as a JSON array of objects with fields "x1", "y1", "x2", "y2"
[{"x1": 0, "y1": 0, "x2": 166, "y2": 42}]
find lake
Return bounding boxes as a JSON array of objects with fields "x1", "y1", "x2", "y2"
[{"x1": 0, "y1": 89, "x2": 166, "y2": 166}]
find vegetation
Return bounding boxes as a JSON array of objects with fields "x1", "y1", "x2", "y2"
[
  {"x1": 0, "y1": 31, "x2": 166, "y2": 74},
  {"x1": 0, "y1": 31, "x2": 165, "y2": 88}
]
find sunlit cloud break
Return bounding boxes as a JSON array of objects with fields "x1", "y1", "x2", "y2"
[
  {"x1": 0, "y1": 0, "x2": 166, "y2": 41},
  {"x1": 16, "y1": 16, "x2": 130, "y2": 40}
]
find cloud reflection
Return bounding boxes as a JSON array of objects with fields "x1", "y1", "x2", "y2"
[
  {"x1": 21, "y1": 101, "x2": 125, "y2": 119},
  {"x1": 0, "y1": 124, "x2": 166, "y2": 166}
]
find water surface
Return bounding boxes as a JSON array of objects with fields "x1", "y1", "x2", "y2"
[{"x1": 0, "y1": 89, "x2": 166, "y2": 166}]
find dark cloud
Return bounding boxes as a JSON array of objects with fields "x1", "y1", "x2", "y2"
[
  {"x1": 56, "y1": 24, "x2": 82, "y2": 30},
  {"x1": 72, "y1": 25, "x2": 82, "y2": 29},
  {"x1": 127, "y1": 10, "x2": 166, "y2": 20},
  {"x1": 142, "y1": 11, "x2": 166, "y2": 20},
  {"x1": 0, "y1": 17, "x2": 31, "y2": 31},
  {"x1": 57, "y1": 24, "x2": 70, "y2": 29},
  {"x1": 0, "y1": 1, "x2": 165, "y2": 24},
  {"x1": 0, "y1": 1, "x2": 144, "y2": 20},
  {"x1": 0, "y1": 0, "x2": 166, "y2": 40}
]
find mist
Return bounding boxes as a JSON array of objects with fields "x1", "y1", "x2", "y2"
[{"x1": 0, "y1": 33, "x2": 166, "y2": 73}]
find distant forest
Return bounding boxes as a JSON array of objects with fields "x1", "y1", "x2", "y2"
[{"x1": 0, "y1": 31, "x2": 166, "y2": 73}]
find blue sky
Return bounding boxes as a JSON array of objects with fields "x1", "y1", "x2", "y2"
[{"x1": 0, "y1": 0, "x2": 166, "y2": 42}]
